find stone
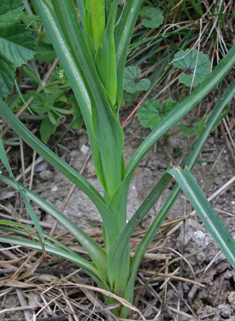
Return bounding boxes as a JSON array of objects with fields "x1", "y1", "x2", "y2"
[
  {"x1": 218, "y1": 304, "x2": 231, "y2": 318},
  {"x1": 39, "y1": 170, "x2": 53, "y2": 181}
]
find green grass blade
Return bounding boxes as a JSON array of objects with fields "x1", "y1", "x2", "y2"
[
  {"x1": 167, "y1": 165, "x2": 235, "y2": 268},
  {"x1": 126, "y1": 78, "x2": 235, "y2": 298},
  {"x1": 95, "y1": 3, "x2": 117, "y2": 108},
  {"x1": 85, "y1": 0, "x2": 105, "y2": 52},
  {"x1": 106, "y1": 173, "x2": 171, "y2": 298},
  {"x1": 126, "y1": 43, "x2": 235, "y2": 177},
  {"x1": 40, "y1": 0, "x2": 124, "y2": 199},
  {"x1": 0, "y1": 136, "x2": 45, "y2": 243},
  {"x1": 109, "y1": 44, "x2": 235, "y2": 231},
  {"x1": 0, "y1": 221, "x2": 78, "y2": 255},
  {"x1": 115, "y1": 0, "x2": 143, "y2": 108},
  {"x1": 0, "y1": 235, "x2": 109, "y2": 289},
  {"x1": 0, "y1": 173, "x2": 108, "y2": 280},
  {"x1": 33, "y1": 0, "x2": 106, "y2": 189},
  {"x1": 0, "y1": 99, "x2": 120, "y2": 249}
]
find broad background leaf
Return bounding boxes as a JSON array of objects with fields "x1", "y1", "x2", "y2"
[
  {"x1": 123, "y1": 66, "x2": 151, "y2": 93},
  {"x1": 0, "y1": 0, "x2": 35, "y2": 97},
  {"x1": 140, "y1": 6, "x2": 164, "y2": 28},
  {"x1": 173, "y1": 49, "x2": 211, "y2": 87},
  {"x1": 137, "y1": 99, "x2": 177, "y2": 129},
  {"x1": 0, "y1": 0, "x2": 24, "y2": 26}
]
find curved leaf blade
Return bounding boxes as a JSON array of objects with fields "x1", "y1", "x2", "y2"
[
  {"x1": 0, "y1": 235, "x2": 109, "y2": 289},
  {"x1": 127, "y1": 78, "x2": 235, "y2": 298},
  {"x1": 115, "y1": 0, "x2": 143, "y2": 108},
  {"x1": 126, "y1": 43, "x2": 235, "y2": 176},
  {"x1": 109, "y1": 45, "x2": 235, "y2": 226},
  {"x1": 167, "y1": 165, "x2": 235, "y2": 269},
  {"x1": 0, "y1": 173, "x2": 108, "y2": 280},
  {"x1": 0, "y1": 98, "x2": 120, "y2": 249},
  {"x1": 0, "y1": 137, "x2": 45, "y2": 242}
]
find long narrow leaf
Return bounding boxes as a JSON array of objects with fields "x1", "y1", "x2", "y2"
[
  {"x1": 32, "y1": 0, "x2": 106, "y2": 187},
  {"x1": 107, "y1": 173, "x2": 171, "y2": 297},
  {"x1": 0, "y1": 136, "x2": 45, "y2": 242},
  {"x1": 124, "y1": 78, "x2": 235, "y2": 303},
  {"x1": 167, "y1": 165, "x2": 235, "y2": 268},
  {"x1": 41, "y1": 0, "x2": 124, "y2": 200},
  {"x1": 0, "y1": 99, "x2": 121, "y2": 249},
  {"x1": 0, "y1": 221, "x2": 78, "y2": 255},
  {"x1": 115, "y1": 0, "x2": 144, "y2": 108},
  {"x1": 109, "y1": 43, "x2": 235, "y2": 226},
  {"x1": 0, "y1": 173, "x2": 108, "y2": 280},
  {"x1": 126, "y1": 43, "x2": 235, "y2": 176},
  {"x1": 0, "y1": 235, "x2": 109, "y2": 289}
]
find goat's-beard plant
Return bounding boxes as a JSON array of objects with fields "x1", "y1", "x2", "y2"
[{"x1": 1, "y1": 0, "x2": 235, "y2": 318}]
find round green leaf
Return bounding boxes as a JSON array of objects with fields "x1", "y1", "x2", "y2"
[
  {"x1": 173, "y1": 49, "x2": 211, "y2": 87},
  {"x1": 140, "y1": 6, "x2": 164, "y2": 29},
  {"x1": 137, "y1": 99, "x2": 178, "y2": 130},
  {"x1": 123, "y1": 66, "x2": 151, "y2": 93}
]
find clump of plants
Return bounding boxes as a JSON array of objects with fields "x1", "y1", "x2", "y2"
[{"x1": 1, "y1": 0, "x2": 235, "y2": 319}]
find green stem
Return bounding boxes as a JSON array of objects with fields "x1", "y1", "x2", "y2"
[
  {"x1": 182, "y1": 0, "x2": 193, "y2": 21},
  {"x1": 188, "y1": 0, "x2": 203, "y2": 17},
  {"x1": 178, "y1": 84, "x2": 186, "y2": 103}
]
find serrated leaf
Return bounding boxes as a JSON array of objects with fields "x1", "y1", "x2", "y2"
[
  {"x1": 0, "y1": 0, "x2": 24, "y2": 27},
  {"x1": 123, "y1": 66, "x2": 151, "y2": 93},
  {"x1": 179, "y1": 119, "x2": 204, "y2": 136},
  {"x1": 0, "y1": 18, "x2": 36, "y2": 98},
  {"x1": 173, "y1": 49, "x2": 211, "y2": 87},
  {"x1": 0, "y1": 53, "x2": 15, "y2": 98},
  {"x1": 140, "y1": 6, "x2": 164, "y2": 29},
  {"x1": 137, "y1": 99, "x2": 178, "y2": 130},
  {"x1": 40, "y1": 117, "x2": 58, "y2": 144},
  {"x1": 0, "y1": 22, "x2": 36, "y2": 66}
]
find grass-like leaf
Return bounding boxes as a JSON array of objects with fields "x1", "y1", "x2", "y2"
[
  {"x1": 127, "y1": 78, "x2": 235, "y2": 299},
  {"x1": 0, "y1": 235, "x2": 109, "y2": 289},
  {"x1": 167, "y1": 165, "x2": 235, "y2": 269}
]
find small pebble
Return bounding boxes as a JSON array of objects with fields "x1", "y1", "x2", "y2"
[
  {"x1": 39, "y1": 170, "x2": 53, "y2": 181},
  {"x1": 218, "y1": 304, "x2": 231, "y2": 318},
  {"x1": 80, "y1": 144, "x2": 90, "y2": 154},
  {"x1": 28, "y1": 291, "x2": 42, "y2": 306}
]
